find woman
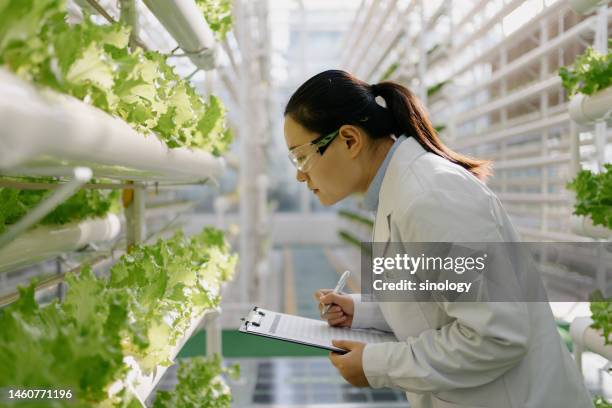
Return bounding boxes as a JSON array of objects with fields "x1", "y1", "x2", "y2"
[{"x1": 283, "y1": 70, "x2": 593, "y2": 408}]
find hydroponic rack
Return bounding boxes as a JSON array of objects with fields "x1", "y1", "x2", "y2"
[{"x1": 0, "y1": 0, "x2": 236, "y2": 405}]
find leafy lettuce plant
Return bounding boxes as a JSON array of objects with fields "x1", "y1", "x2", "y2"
[
  {"x1": 559, "y1": 40, "x2": 612, "y2": 97},
  {"x1": 152, "y1": 355, "x2": 239, "y2": 408},
  {"x1": 0, "y1": 273, "x2": 143, "y2": 406},
  {"x1": 0, "y1": 177, "x2": 120, "y2": 234},
  {"x1": 108, "y1": 228, "x2": 237, "y2": 373},
  {"x1": 566, "y1": 164, "x2": 612, "y2": 230},
  {"x1": 589, "y1": 290, "x2": 612, "y2": 345},
  {"x1": 0, "y1": 227, "x2": 237, "y2": 406},
  {"x1": 593, "y1": 395, "x2": 612, "y2": 408},
  {"x1": 0, "y1": 0, "x2": 232, "y2": 155},
  {"x1": 196, "y1": 0, "x2": 233, "y2": 41}
]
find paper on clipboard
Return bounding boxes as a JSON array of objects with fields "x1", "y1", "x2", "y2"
[{"x1": 239, "y1": 307, "x2": 397, "y2": 354}]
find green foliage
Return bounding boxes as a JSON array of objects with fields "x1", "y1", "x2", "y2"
[
  {"x1": 566, "y1": 164, "x2": 612, "y2": 230},
  {"x1": 0, "y1": 177, "x2": 120, "y2": 234},
  {"x1": 594, "y1": 395, "x2": 612, "y2": 408},
  {"x1": 426, "y1": 44, "x2": 440, "y2": 56},
  {"x1": 559, "y1": 40, "x2": 612, "y2": 96},
  {"x1": 337, "y1": 209, "x2": 374, "y2": 228},
  {"x1": 0, "y1": 228, "x2": 237, "y2": 406},
  {"x1": 196, "y1": 0, "x2": 233, "y2": 40},
  {"x1": 0, "y1": 0, "x2": 232, "y2": 155},
  {"x1": 338, "y1": 230, "x2": 363, "y2": 248},
  {"x1": 427, "y1": 80, "x2": 450, "y2": 98},
  {"x1": 589, "y1": 290, "x2": 612, "y2": 345},
  {"x1": 0, "y1": 272, "x2": 139, "y2": 406},
  {"x1": 109, "y1": 228, "x2": 238, "y2": 372},
  {"x1": 434, "y1": 124, "x2": 446, "y2": 133},
  {"x1": 152, "y1": 355, "x2": 239, "y2": 408},
  {"x1": 379, "y1": 62, "x2": 399, "y2": 82}
]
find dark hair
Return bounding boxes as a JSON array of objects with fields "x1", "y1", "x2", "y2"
[{"x1": 284, "y1": 70, "x2": 491, "y2": 181}]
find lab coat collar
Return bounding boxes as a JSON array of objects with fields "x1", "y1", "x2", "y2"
[
  {"x1": 377, "y1": 136, "x2": 428, "y2": 219},
  {"x1": 362, "y1": 134, "x2": 407, "y2": 211},
  {"x1": 371, "y1": 136, "x2": 428, "y2": 243}
]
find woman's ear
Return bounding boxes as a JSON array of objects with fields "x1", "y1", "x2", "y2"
[{"x1": 338, "y1": 125, "x2": 364, "y2": 158}]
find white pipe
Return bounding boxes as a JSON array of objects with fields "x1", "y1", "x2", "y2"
[
  {"x1": 517, "y1": 227, "x2": 594, "y2": 242},
  {"x1": 452, "y1": 0, "x2": 569, "y2": 79},
  {"x1": 568, "y1": 87, "x2": 612, "y2": 124},
  {"x1": 339, "y1": 0, "x2": 367, "y2": 62},
  {"x1": 352, "y1": 0, "x2": 399, "y2": 76},
  {"x1": 0, "y1": 167, "x2": 92, "y2": 248},
  {"x1": 365, "y1": 24, "x2": 405, "y2": 82},
  {"x1": 493, "y1": 153, "x2": 570, "y2": 170},
  {"x1": 569, "y1": 0, "x2": 611, "y2": 15},
  {"x1": 496, "y1": 193, "x2": 569, "y2": 203},
  {"x1": 142, "y1": 0, "x2": 217, "y2": 70},
  {"x1": 454, "y1": 0, "x2": 524, "y2": 55},
  {"x1": 570, "y1": 316, "x2": 612, "y2": 378},
  {"x1": 0, "y1": 69, "x2": 225, "y2": 183},
  {"x1": 449, "y1": 108, "x2": 570, "y2": 149},
  {"x1": 345, "y1": 0, "x2": 381, "y2": 70},
  {"x1": 457, "y1": 76, "x2": 561, "y2": 124},
  {"x1": 0, "y1": 213, "x2": 120, "y2": 273},
  {"x1": 571, "y1": 215, "x2": 612, "y2": 240},
  {"x1": 453, "y1": 17, "x2": 595, "y2": 101}
]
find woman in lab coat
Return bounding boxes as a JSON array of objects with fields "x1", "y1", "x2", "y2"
[{"x1": 283, "y1": 70, "x2": 593, "y2": 408}]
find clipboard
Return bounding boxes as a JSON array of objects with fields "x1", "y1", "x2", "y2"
[{"x1": 239, "y1": 306, "x2": 397, "y2": 354}]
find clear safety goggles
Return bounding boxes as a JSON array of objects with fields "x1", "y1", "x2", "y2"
[{"x1": 288, "y1": 129, "x2": 339, "y2": 173}]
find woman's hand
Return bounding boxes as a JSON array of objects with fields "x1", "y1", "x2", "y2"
[
  {"x1": 314, "y1": 289, "x2": 354, "y2": 327},
  {"x1": 329, "y1": 340, "x2": 369, "y2": 387}
]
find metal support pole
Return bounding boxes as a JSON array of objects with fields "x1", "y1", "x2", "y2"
[
  {"x1": 205, "y1": 308, "x2": 222, "y2": 357},
  {"x1": 119, "y1": 0, "x2": 139, "y2": 49},
  {"x1": 594, "y1": 6, "x2": 609, "y2": 172},
  {"x1": 540, "y1": 18, "x2": 550, "y2": 233},
  {"x1": 417, "y1": 0, "x2": 427, "y2": 104},
  {"x1": 500, "y1": 46, "x2": 508, "y2": 195},
  {"x1": 238, "y1": 0, "x2": 255, "y2": 302},
  {"x1": 124, "y1": 182, "x2": 146, "y2": 249}
]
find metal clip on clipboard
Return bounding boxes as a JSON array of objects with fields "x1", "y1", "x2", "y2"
[{"x1": 241, "y1": 306, "x2": 266, "y2": 328}]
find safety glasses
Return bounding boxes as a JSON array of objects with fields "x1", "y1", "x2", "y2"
[{"x1": 288, "y1": 129, "x2": 339, "y2": 173}]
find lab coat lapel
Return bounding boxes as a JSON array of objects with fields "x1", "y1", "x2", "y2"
[{"x1": 373, "y1": 137, "x2": 428, "y2": 243}]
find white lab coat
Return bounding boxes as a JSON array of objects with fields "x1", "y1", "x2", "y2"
[{"x1": 350, "y1": 137, "x2": 593, "y2": 408}]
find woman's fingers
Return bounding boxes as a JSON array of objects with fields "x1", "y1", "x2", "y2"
[
  {"x1": 327, "y1": 315, "x2": 347, "y2": 326},
  {"x1": 323, "y1": 310, "x2": 344, "y2": 320},
  {"x1": 313, "y1": 289, "x2": 334, "y2": 301},
  {"x1": 326, "y1": 305, "x2": 341, "y2": 313}
]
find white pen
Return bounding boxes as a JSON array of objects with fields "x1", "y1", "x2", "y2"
[{"x1": 321, "y1": 270, "x2": 351, "y2": 316}]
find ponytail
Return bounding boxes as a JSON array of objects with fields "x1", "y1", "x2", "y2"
[
  {"x1": 372, "y1": 81, "x2": 492, "y2": 181},
  {"x1": 285, "y1": 70, "x2": 491, "y2": 181}
]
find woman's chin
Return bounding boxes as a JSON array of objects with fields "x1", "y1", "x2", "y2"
[{"x1": 316, "y1": 192, "x2": 339, "y2": 206}]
